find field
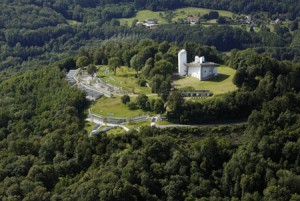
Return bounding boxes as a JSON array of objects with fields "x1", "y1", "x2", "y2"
[
  {"x1": 67, "y1": 20, "x2": 82, "y2": 25},
  {"x1": 90, "y1": 96, "x2": 155, "y2": 118},
  {"x1": 172, "y1": 7, "x2": 233, "y2": 22},
  {"x1": 106, "y1": 127, "x2": 126, "y2": 135},
  {"x1": 173, "y1": 66, "x2": 237, "y2": 95},
  {"x1": 119, "y1": 10, "x2": 169, "y2": 26},
  {"x1": 119, "y1": 7, "x2": 234, "y2": 26},
  {"x1": 97, "y1": 66, "x2": 152, "y2": 95},
  {"x1": 84, "y1": 120, "x2": 97, "y2": 133},
  {"x1": 126, "y1": 120, "x2": 151, "y2": 130}
]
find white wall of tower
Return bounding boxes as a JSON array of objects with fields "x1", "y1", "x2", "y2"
[{"x1": 178, "y1": 49, "x2": 187, "y2": 76}]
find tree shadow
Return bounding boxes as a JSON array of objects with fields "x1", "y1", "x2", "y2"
[
  {"x1": 172, "y1": 74, "x2": 183, "y2": 81},
  {"x1": 206, "y1": 74, "x2": 230, "y2": 82},
  {"x1": 172, "y1": 73, "x2": 230, "y2": 83}
]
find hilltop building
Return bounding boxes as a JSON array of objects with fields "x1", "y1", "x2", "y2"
[{"x1": 178, "y1": 49, "x2": 219, "y2": 81}]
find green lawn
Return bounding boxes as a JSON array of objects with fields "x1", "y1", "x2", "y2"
[
  {"x1": 67, "y1": 20, "x2": 82, "y2": 25},
  {"x1": 172, "y1": 7, "x2": 233, "y2": 22},
  {"x1": 119, "y1": 10, "x2": 168, "y2": 26},
  {"x1": 84, "y1": 120, "x2": 97, "y2": 133},
  {"x1": 106, "y1": 127, "x2": 126, "y2": 135},
  {"x1": 97, "y1": 66, "x2": 152, "y2": 95},
  {"x1": 156, "y1": 119, "x2": 175, "y2": 125},
  {"x1": 126, "y1": 120, "x2": 151, "y2": 130},
  {"x1": 173, "y1": 66, "x2": 237, "y2": 95},
  {"x1": 119, "y1": 7, "x2": 234, "y2": 26},
  {"x1": 90, "y1": 96, "x2": 154, "y2": 118}
]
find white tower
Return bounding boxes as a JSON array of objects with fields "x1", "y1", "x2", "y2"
[{"x1": 178, "y1": 49, "x2": 187, "y2": 76}]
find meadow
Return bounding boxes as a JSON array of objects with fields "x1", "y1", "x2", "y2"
[
  {"x1": 118, "y1": 7, "x2": 234, "y2": 26},
  {"x1": 97, "y1": 66, "x2": 152, "y2": 95},
  {"x1": 173, "y1": 66, "x2": 237, "y2": 95}
]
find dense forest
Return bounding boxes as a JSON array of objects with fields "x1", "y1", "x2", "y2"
[
  {"x1": 0, "y1": 0, "x2": 300, "y2": 200},
  {"x1": 0, "y1": 65, "x2": 299, "y2": 200}
]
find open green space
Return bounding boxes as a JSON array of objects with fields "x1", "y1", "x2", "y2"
[
  {"x1": 126, "y1": 120, "x2": 151, "y2": 130},
  {"x1": 156, "y1": 119, "x2": 175, "y2": 125},
  {"x1": 90, "y1": 96, "x2": 155, "y2": 118},
  {"x1": 67, "y1": 20, "x2": 82, "y2": 25},
  {"x1": 119, "y1": 7, "x2": 234, "y2": 26},
  {"x1": 172, "y1": 7, "x2": 233, "y2": 22},
  {"x1": 97, "y1": 66, "x2": 152, "y2": 95},
  {"x1": 173, "y1": 66, "x2": 237, "y2": 95},
  {"x1": 84, "y1": 120, "x2": 97, "y2": 133},
  {"x1": 119, "y1": 10, "x2": 168, "y2": 26},
  {"x1": 106, "y1": 127, "x2": 126, "y2": 135}
]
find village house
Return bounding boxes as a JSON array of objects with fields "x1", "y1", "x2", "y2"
[
  {"x1": 136, "y1": 19, "x2": 158, "y2": 29},
  {"x1": 186, "y1": 16, "x2": 199, "y2": 25}
]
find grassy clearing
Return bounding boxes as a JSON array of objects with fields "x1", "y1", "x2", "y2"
[
  {"x1": 156, "y1": 119, "x2": 175, "y2": 125},
  {"x1": 106, "y1": 127, "x2": 126, "y2": 135},
  {"x1": 97, "y1": 66, "x2": 152, "y2": 95},
  {"x1": 119, "y1": 7, "x2": 234, "y2": 26},
  {"x1": 67, "y1": 20, "x2": 82, "y2": 25},
  {"x1": 126, "y1": 120, "x2": 151, "y2": 130},
  {"x1": 90, "y1": 96, "x2": 155, "y2": 118},
  {"x1": 119, "y1": 10, "x2": 167, "y2": 26},
  {"x1": 173, "y1": 66, "x2": 237, "y2": 95},
  {"x1": 84, "y1": 120, "x2": 97, "y2": 133},
  {"x1": 173, "y1": 7, "x2": 233, "y2": 22}
]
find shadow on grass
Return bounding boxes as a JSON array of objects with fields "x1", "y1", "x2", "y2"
[
  {"x1": 172, "y1": 74, "x2": 183, "y2": 81},
  {"x1": 172, "y1": 73, "x2": 230, "y2": 83},
  {"x1": 207, "y1": 74, "x2": 230, "y2": 82}
]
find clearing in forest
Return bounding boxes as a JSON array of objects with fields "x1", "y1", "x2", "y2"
[
  {"x1": 173, "y1": 66, "x2": 237, "y2": 95},
  {"x1": 90, "y1": 96, "x2": 155, "y2": 118},
  {"x1": 97, "y1": 66, "x2": 152, "y2": 95},
  {"x1": 118, "y1": 7, "x2": 234, "y2": 26}
]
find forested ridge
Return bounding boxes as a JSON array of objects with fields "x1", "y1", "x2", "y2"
[
  {"x1": 0, "y1": 65, "x2": 299, "y2": 200},
  {"x1": 68, "y1": 38, "x2": 300, "y2": 124},
  {"x1": 0, "y1": 0, "x2": 299, "y2": 200}
]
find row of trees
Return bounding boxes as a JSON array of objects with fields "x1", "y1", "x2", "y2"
[{"x1": 121, "y1": 94, "x2": 166, "y2": 114}]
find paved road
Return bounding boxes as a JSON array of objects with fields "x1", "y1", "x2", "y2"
[{"x1": 156, "y1": 121, "x2": 247, "y2": 128}]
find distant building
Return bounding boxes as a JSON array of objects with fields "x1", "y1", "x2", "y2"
[
  {"x1": 178, "y1": 49, "x2": 219, "y2": 81},
  {"x1": 136, "y1": 19, "x2": 158, "y2": 29},
  {"x1": 275, "y1": 18, "x2": 281, "y2": 24},
  {"x1": 186, "y1": 16, "x2": 199, "y2": 24}
]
